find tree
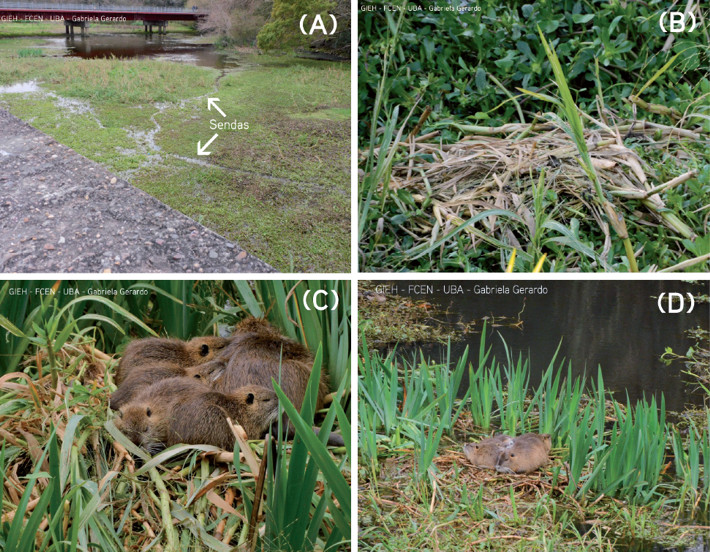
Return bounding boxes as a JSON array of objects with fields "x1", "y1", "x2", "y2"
[
  {"x1": 190, "y1": 0, "x2": 272, "y2": 45},
  {"x1": 257, "y1": 0, "x2": 334, "y2": 51}
]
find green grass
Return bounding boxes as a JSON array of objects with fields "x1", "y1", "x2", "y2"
[
  {"x1": 0, "y1": 21, "x2": 197, "y2": 37},
  {"x1": 133, "y1": 160, "x2": 349, "y2": 273},
  {"x1": 0, "y1": 45, "x2": 350, "y2": 272},
  {"x1": 17, "y1": 48, "x2": 42, "y2": 58}
]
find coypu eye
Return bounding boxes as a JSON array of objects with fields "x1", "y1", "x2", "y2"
[
  {"x1": 246, "y1": 393, "x2": 255, "y2": 405},
  {"x1": 510, "y1": 453, "x2": 515, "y2": 458},
  {"x1": 200, "y1": 344, "x2": 210, "y2": 356},
  {"x1": 146, "y1": 407, "x2": 152, "y2": 417}
]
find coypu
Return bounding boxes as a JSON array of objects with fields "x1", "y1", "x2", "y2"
[
  {"x1": 110, "y1": 336, "x2": 231, "y2": 410},
  {"x1": 463, "y1": 434, "x2": 514, "y2": 468},
  {"x1": 115, "y1": 336, "x2": 231, "y2": 386},
  {"x1": 114, "y1": 377, "x2": 279, "y2": 453},
  {"x1": 111, "y1": 361, "x2": 188, "y2": 410},
  {"x1": 187, "y1": 317, "x2": 330, "y2": 412},
  {"x1": 514, "y1": 433, "x2": 552, "y2": 453},
  {"x1": 495, "y1": 433, "x2": 550, "y2": 474}
]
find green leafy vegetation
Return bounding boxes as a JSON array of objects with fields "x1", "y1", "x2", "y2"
[
  {"x1": 358, "y1": 0, "x2": 710, "y2": 271},
  {"x1": 0, "y1": 280, "x2": 350, "y2": 551}
]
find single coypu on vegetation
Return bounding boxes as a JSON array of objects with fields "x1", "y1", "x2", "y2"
[
  {"x1": 463, "y1": 434, "x2": 514, "y2": 468},
  {"x1": 115, "y1": 336, "x2": 231, "y2": 386},
  {"x1": 187, "y1": 317, "x2": 330, "y2": 412},
  {"x1": 495, "y1": 433, "x2": 550, "y2": 474},
  {"x1": 114, "y1": 377, "x2": 279, "y2": 453},
  {"x1": 110, "y1": 336, "x2": 231, "y2": 410}
]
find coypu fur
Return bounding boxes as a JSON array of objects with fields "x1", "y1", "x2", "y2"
[
  {"x1": 496, "y1": 433, "x2": 550, "y2": 474},
  {"x1": 110, "y1": 336, "x2": 230, "y2": 410},
  {"x1": 187, "y1": 317, "x2": 330, "y2": 412},
  {"x1": 114, "y1": 377, "x2": 279, "y2": 453},
  {"x1": 463, "y1": 434, "x2": 514, "y2": 468},
  {"x1": 115, "y1": 336, "x2": 230, "y2": 385}
]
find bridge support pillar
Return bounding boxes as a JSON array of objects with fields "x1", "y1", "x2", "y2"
[
  {"x1": 65, "y1": 21, "x2": 89, "y2": 38},
  {"x1": 143, "y1": 20, "x2": 167, "y2": 35}
]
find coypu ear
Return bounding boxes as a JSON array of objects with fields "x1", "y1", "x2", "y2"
[
  {"x1": 246, "y1": 392, "x2": 255, "y2": 405},
  {"x1": 200, "y1": 344, "x2": 210, "y2": 356},
  {"x1": 146, "y1": 407, "x2": 152, "y2": 417}
]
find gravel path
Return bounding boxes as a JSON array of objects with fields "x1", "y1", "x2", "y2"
[{"x1": 0, "y1": 109, "x2": 274, "y2": 273}]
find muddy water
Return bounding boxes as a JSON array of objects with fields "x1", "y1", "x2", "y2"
[
  {"x1": 374, "y1": 280, "x2": 709, "y2": 413},
  {"x1": 38, "y1": 33, "x2": 236, "y2": 69}
]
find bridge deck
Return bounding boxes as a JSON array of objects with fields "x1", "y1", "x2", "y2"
[{"x1": 0, "y1": 2, "x2": 205, "y2": 21}]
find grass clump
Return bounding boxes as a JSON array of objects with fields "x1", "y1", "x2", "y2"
[{"x1": 17, "y1": 48, "x2": 42, "y2": 58}]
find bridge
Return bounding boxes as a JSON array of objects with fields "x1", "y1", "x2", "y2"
[{"x1": 0, "y1": 2, "x2": 206, "y2": 35}]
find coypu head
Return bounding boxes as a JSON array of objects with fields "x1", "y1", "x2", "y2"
[
  {"x1": 114, "y1": 400, "x2": 167, "y2": 455},
  {"x1": 463, "y1": 442, "x2": 503, "y2": 468},
  {"x1": 540, "y1": 433, "x2": 552, "y2": 452},
  {"x1": 185, "y1": 336, "x2": 231, "y2": 364},
  {"x1": 231, "y1": 385, "x2": 281, "y2": 438}
]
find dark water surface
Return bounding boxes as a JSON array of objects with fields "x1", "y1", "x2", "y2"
[
  {"x1": 40, "y1": 33, "x2": 236, "y2": 69},
  {"x1": 372, "y1": 280, "x2": 709, "y2": 413}
]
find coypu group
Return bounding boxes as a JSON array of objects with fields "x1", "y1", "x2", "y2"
[
  {"x1": 112, "y1": 317, "x2": 334, "y2": 453},
  {"x1": 115, "y1": 378, "x2": 279, "y2": 453},
  {"x1": 110, "y1": 336, "x2": 231, "y2": 409},
  {"x1": 463, "y1": 433, "x2": 550, "y2": 474}
]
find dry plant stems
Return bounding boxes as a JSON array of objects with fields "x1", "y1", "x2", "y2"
[
  {"x1": 363, "y1": 32, "x2": 708, "y2": 272},
  {"x1": 370, "y1": 113, "x2": 701, "y2": 270}
]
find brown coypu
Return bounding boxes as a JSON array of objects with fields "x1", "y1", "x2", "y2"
[
  {"x1": 110, "y1": 336, "x2": 231, "y2": 410},
  {"x1": 495, "y1": 433, "x2": 550, "y2": 474},
  {"x1": 187, "y1": 317, "x2": 330, "y2": 412},
  {"x1": 115, "y1": 336, "x2": 231, "y2": 386},
  {"x1": 114, "y1": 377, "x2": 279, "y2": 453},
  {"x1": 110, "y1": 361, "x2": 188, "y2": 411},
  {"x1": 463, "y1": 434, "x2": 514, "y2": 468},
  {"x1": 514, "y1": 433, "x2": 551, "y2": 454}
]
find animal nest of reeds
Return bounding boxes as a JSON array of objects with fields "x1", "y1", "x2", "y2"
[
  {"x1": 371, "y1": 117, "x2": 702, "y2": 270},
  {"x1": 0, "y1": 343, "x2": 332, "y2": 551}
]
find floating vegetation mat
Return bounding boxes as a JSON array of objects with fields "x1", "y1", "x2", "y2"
[{"x1": 364, "y1": 116, "x2": 709, "y2": 271}]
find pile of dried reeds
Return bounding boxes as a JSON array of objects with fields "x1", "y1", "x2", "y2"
[{"x1": 370, "y1": 116, "x2": 704, "y2": 270}]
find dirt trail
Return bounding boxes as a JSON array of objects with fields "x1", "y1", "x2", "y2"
[{"x1": 0, "y1": 109, "x2": 274, "y2": 273}]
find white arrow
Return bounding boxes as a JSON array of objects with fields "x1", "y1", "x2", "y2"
[
  {"x1": 197, "y1": 133, "x2": 219, "y2": 156},
  {"x1": 207, "y1": 98, "x2": 226, "y2": 118}
]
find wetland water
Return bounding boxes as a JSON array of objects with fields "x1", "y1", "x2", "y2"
[
  {"x1": 375, "y1": 280, "x2": 709, "y2": 413},
  {"x1": 33, "y1": 33, "x2": 236, "y2": 68}
]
